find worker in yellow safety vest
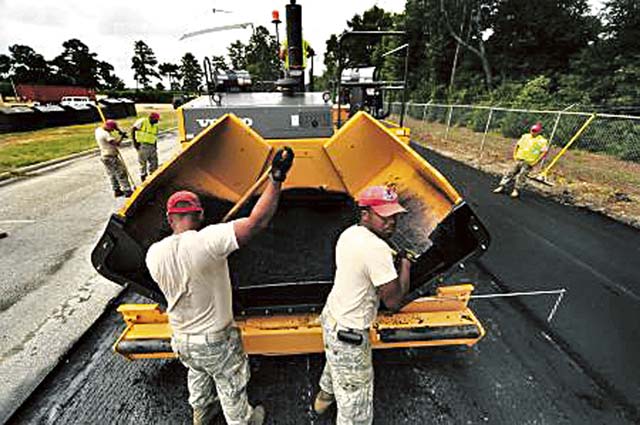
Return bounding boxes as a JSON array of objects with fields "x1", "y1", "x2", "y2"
[
  {"x1": 493, "y1": 122, "x2": 549, "y2": 198},
  {"x1": 132, "y1": 112, "x2": 160, "y2": 182},
  {"x1": 279, "y1": 39, "x2": 311, "y2": 71}
]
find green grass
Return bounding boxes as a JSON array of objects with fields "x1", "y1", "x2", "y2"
[{"x1": 0, "y1": 107, "x2": 177, "y2": 174}]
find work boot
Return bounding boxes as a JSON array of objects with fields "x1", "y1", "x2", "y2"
[
  {"x1": 193, "y1": 401, "x2": 222, "y2": 425},
  {"x1": 313, "y1": 390, "x2": 335, "y2": 415},
  {"x1": 124, "y1": 189, "x2": 134, "y2": 198},
  {"x1": 249, "y1": 405, "x2": 266, "y2": 425},
  {"x1": 140, "y1": 174, "x2": 147, "y2": 182},
  {"x1": 113, "y1": 188, "x2": 124, "y2": 198},
  {"x1": 492, "y1": 185, "x2": 504, "y2": 194},
  {"x1": 510, "y1": 189, "x2": 520, "y2": 198}
]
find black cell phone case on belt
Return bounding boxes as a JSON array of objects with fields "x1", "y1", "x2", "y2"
[{"x1": 337, "y1": 329, "x2": 364, "y2": 346}]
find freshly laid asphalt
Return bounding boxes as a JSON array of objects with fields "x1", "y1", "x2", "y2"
[
  {"x1": 417, "y1": 146, "x2": 640, "y2": 418},
  {"x1": 8, "y1": 144, "x2": 640, "y2": 424}
]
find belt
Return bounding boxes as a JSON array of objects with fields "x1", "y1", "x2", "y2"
[
  {"x1": 323, "y1": 308, "x2": 369, "y2": 334},
  {"x1": 173, "y1": 324, "x2": 233, "y2": 344}
]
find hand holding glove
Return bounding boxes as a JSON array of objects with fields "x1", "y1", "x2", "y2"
[
  {"x1": 394, "y1": 248, "x2": 417, "y2": 266},
  {"x1": 270, "y1": 146, "x2": 294, "y2": 182}
]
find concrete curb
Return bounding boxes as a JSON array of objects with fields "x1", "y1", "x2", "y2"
[{"x1": 0, "y1": 127, "x2": 177, "y2": 187}]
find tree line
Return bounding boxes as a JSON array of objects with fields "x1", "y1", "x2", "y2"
[
  {"x1": 321, "y1": 0, "x2": 639, "y2": 110},
  {"x1": 0, "y1": 39, "x2": 124, "y2": 90},
  {"x1": 129, "y1": 24, "x2": 279, "y2": 93},
  {"x1": 0, "y1": 38, "x2": 203, "y2": 93},
  {"x1": 130, "y1": 40, "x2": 202, "y2": 92},
  {"x1": 2, "y1": 0, "x2": 636, "y2": 109},
  {"x1": 0, "y1": 24, "x2": 280, "y2": 96}
]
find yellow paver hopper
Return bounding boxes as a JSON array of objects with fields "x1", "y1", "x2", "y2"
[{"x1": 92, "y1": 111, "x2": 490, "y2": 359}]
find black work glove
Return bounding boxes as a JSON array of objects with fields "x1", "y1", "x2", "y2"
[
  {"x1": 270, "y1": 146, "x2": 294, "y2": 182},
  {"x1": 395, "y1": 248, "x2": 417, "y2": 265}
]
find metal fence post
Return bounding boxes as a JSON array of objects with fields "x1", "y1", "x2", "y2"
[
  {"x1": 540, "y1": 104, "x2": 575, "y2": 169},
  {"x1": 477, "y1": 108, "x2": 494, "y2": 168},
  {"x1": 444, "y1": 105, "x2": 453, "y2": 140},
  {"x1": 421, "y1": 102, "x2": 430, "y2": 132}
]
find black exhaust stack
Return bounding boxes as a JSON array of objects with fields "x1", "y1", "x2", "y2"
[
  {"x1": 277, "y1": 0, "x2": 305, "y2": 92},
  {"x1": 286, "y1": 1, "x2": 303, "y2": 71}
]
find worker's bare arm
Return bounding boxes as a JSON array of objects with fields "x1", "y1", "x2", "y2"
[
  {"x1": 233, "y1": 179, "x2": 282, "y2": 247},
  {"x1": 378, "y1": 258, "x2": 411, "y2": 311},
  {"x1": 107, "y1": 135, "x2": 120, "y2": 147}
]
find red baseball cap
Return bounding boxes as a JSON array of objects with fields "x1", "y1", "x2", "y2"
[
  {"x1": 357, "y1": 186, "x2": 407, "y2": 217},
  {"x1": 531, "y1": 122, "x2": 542, "y2": 134},
  {"x1": 104, "y1": 120, "x2": 118, "y2": 131},
  {"x1": 166, "y1": 190, "x2": 203, "y2": 214},
  {"x1": 149, "y1": 112, "x2": 160, "y2": 121}
]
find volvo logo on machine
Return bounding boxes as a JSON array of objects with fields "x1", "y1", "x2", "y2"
[{"x1": 196, "y1": 117, "x2": 254, "y2": 128}]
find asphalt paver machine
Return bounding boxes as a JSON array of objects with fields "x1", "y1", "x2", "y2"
[{"x1": 92, "y1": 0, "x2": 490, "y2": 360}]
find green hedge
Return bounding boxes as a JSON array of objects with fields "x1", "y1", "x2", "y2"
[{"x1": 0, "y1": 81, "x2": 14, "y2": 97}]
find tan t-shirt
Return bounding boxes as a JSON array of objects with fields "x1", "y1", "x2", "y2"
[
  {"x1": 95, "y1": 127, "x2": 118, "y2": 157},
  {"x1": 146, "y1": 222, "x2": 239, "y2": 335},
  {"x1": 326, "y1": 224, "x2": 398, "y2": 329}
]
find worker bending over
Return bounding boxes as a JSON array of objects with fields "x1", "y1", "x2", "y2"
[
  {"x1": 314, "y1": 185, "x2": 412, "y2": 424},
  {"x1": 94, "y1": 119, "x2": 132, "y2": 198},
  {"x1": 132, "y1": 111, "x2": 160, "y2": 182},
  {"x1": 494, "y1": 122, "x2": 549, "y2": 198},
  {"x1": 146, "y1": 147, "x2": 294, "y2": 425}
]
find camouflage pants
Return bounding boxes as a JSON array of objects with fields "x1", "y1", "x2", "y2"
[
  {"x1": 171, "y1": 326, "x2": 254, "y2": 425},
  {"x1": 319, "y1": 309, "x2": 374, "y2": 425},
  {"x1": 137, "y1": 143, "x2": 158, "y2": 179},
  {"x1": 100, "y1": 155, "x2": 131, "y2": 192},
  {"x1": 499, "y1": 160, "x2": 532, "y2": 190}
]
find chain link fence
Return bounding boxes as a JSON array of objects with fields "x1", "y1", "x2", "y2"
[
  {"x1": 390, "y1": 101, "x2": 640, "y2": 222},
  {"x1": 395, "y1": 102, "x2": 640, "y2": 163}
]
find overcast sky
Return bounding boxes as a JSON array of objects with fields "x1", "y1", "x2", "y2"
[{"x1": 0, "y1": 0, "x2": 604, "y2": 87}]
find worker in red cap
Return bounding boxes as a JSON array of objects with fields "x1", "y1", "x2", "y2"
[
  {"x1": 494, "y1": 122, "x2": 549, "y2": 198},
  {"x1": 131, "y1": 111, "x2": 161, "y2": 182},
  {"x1": 94, "y1": 119, "x2": 132, "y2": 198},
  {"x1": 145, "y1": 147, "x2": 295, "y2": 425},
  {"x1": 314, "y1": 185, "x2": 411, "y2": 424}
]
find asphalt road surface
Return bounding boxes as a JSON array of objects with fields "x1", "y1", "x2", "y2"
[
  {"x1": 0, "y1": 131, "x2": 179, "y2": 423},
  {"x1": 417, "y1": 146, "x2": 640, "y2": 419},
  {"x1": 8, "y1": 143, "x2": 640, "y2": 424}
]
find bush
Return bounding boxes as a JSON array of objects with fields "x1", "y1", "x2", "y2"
[
  {"x1": 426, "y1": 106, "x2": 448, "y2": 123},
  {"x1": 512, "y1": 76, "x2": 554, "y2": 108},
  {"x1": 451, "y1": 107, "x2": 472, "y2": 126},
  {"x1": 0, "y1": 82, "x2": 14, "y2": 98},
  {"x1": 466, "y1": 108, "x2": 492, "y2": 132},
  {"x1": 499, "y1": 113, "x2": 533, "y2": 138},
  {"x1": 620, "y1": 145, "x2": 640, "y2": 163},
  {"x1": 498, "y1": 109, "x2": 560, "y2": 140},
  {"x1": 574, "y1": 119, "x2": 640, "y2": 163}
]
